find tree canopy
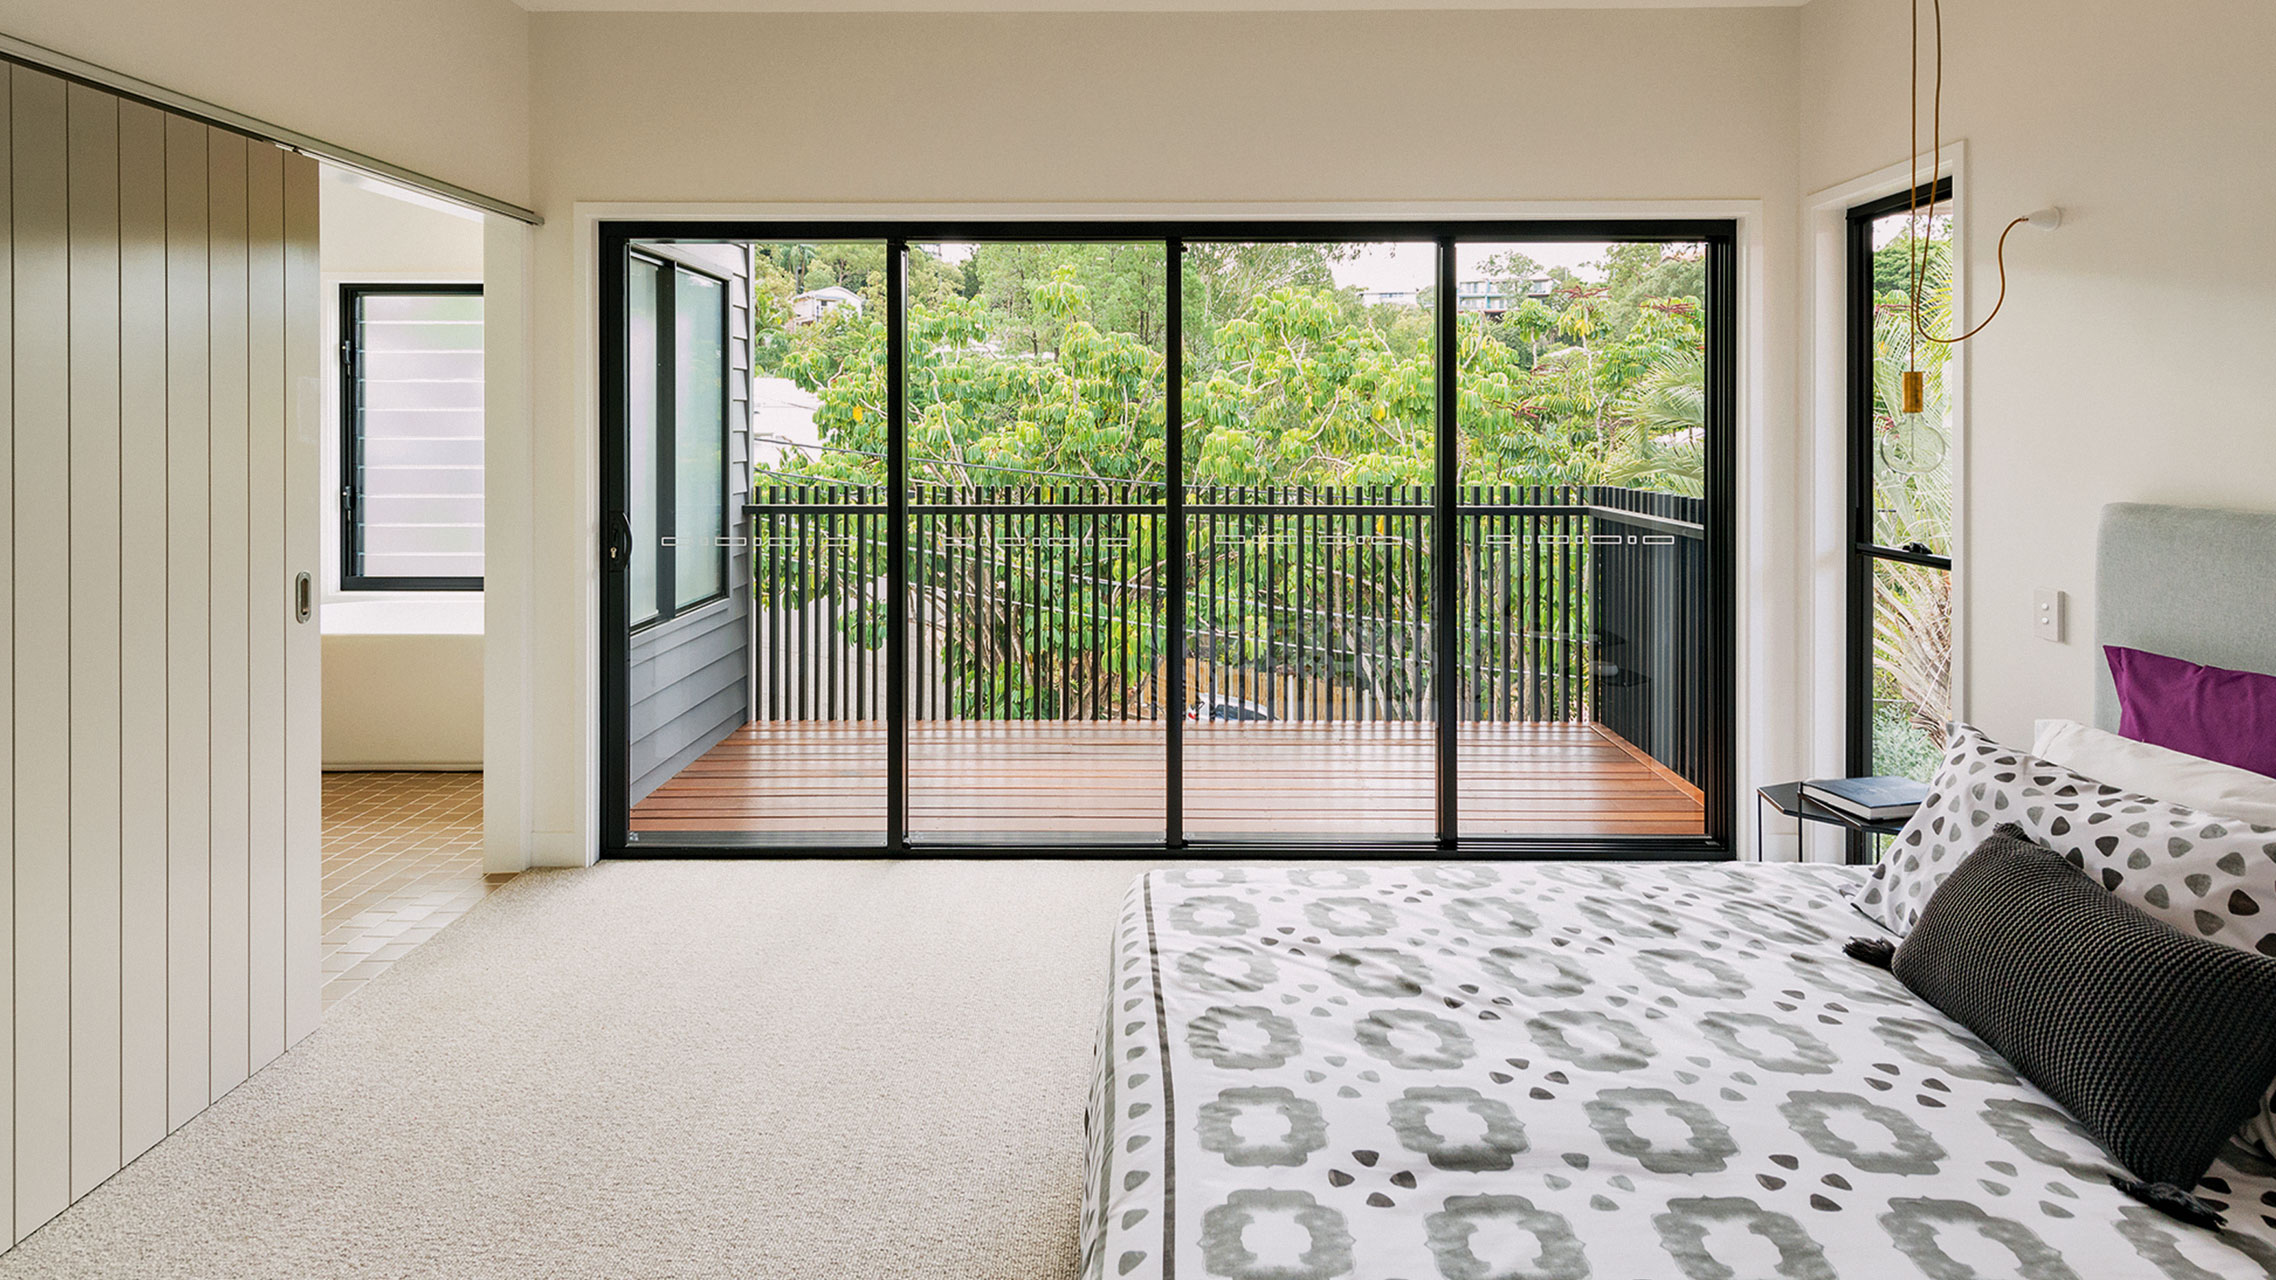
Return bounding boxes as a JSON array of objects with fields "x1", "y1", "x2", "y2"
[{"x1": 751, "y1": 239, "x2": 1710, "y2": 497}]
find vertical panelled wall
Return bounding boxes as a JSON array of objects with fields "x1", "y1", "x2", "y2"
[{"x1": 3, "y1": 65, "x2": 322, "y2": 1246}]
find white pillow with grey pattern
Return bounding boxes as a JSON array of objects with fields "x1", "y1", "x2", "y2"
[{"x1": 1851, "y1": 723, "x2": 2276, "y2": 954}]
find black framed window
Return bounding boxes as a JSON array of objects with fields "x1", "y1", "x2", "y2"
[
  {"x1": 600, "y1": 221, "x2": 1737, "y2": 858},
  {"x1": 340, "y1": 283, "x2": 484, "y2": 591},
  {"x1": 1847, "y1": 181, "x2": 1955, "y2": 790},
  {"x1": 627, "y1": 253, "x2": 730, "y2": 629}
]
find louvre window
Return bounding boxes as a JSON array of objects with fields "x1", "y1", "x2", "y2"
[{"x1": 340, "y1": 284, "x2": 484, "y2": 590}]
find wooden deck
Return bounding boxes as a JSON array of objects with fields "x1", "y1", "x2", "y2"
[{"x1": 629, "y1": 720, "x2": 1704, "y2": 840}]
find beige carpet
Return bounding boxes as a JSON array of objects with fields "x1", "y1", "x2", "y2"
[{"x1": 0, "y1": 860, "x2": 1170, "y2": 1279}]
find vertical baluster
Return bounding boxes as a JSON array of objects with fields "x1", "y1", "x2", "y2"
[
  {"x1": 761, "y1": 485, "x2": 774, "y2": 722},
  {"x1": 827, "y1": 501, "x2": 841, "y2": 722},
  {"x1": 1496, "y1": 488, "x2": 1511, "y2": 725},
  {"x1": 1564, "y1": 486, "x2": 1576, "y2": 723},
  {"x1": 1201, "y1": 487, "x2": 1214, "y2": 717},
  {"x1": 1553, "y1": 486, "x2": 1566, "y2": 723},
  {"x1": 1402, "y1": 480, "x2": 1420, "y2": 728},
  {"x1": 791, "y1": 485, "x2": 805, "y2": 722},
  {"x1": 1335, "y1": 486, "x2": 1348, "y2": 722},
  {"x1": 1525, "y1": 484, "x2": 1540, "y2": 724},
  {"x1": 1050, "y1": 492, "x2": 1063, "y2": 722},
  {"x1": 1301, "y1": 487, "x2": 1320, "y2": 724},
  {"x1": 1462, "y1": 485, "x2": 1476, "y2": 726},
  {"x1": 1096, "y1": 490, "x2": 1107, "y2": 724},
  {"x1": 1263, "y1": 491, "x2": 1277, "y2": 722},
  {"x1": 763, "y1": 485, "x2": 776, "y2": 723},
  {"x1": 900, "y1": 488, "x2": 910, "y2": 727}
]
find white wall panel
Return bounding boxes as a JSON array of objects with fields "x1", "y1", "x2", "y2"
[
  {"x1": 205, "y1": 130, "x2": 253, "y2": 1100},
  {"x1": 163, "y1": 113, "x2": 213, "y2": 1132},
  {"x1": 12, "y1": 66, "x2": 73, "y2": 1234},
  {"x1": 0, "y1": 71, "x2": 322, "y2": 1244},
  {"x1": 245, "y1": 142, "x2": 288, "y2": 1067},
  {"x1": 65, "y1": 84, "x2": 124, "y2": 1200},
  {"x1": 283, "y1": 157, "x2": 322, "y2": 1043},
  {"x1": 117, "y1": 98, "x2": 172, "y2": 1165},
  {"x1": 0, "y1": 60, "x2": 15, "y2": 1248}
]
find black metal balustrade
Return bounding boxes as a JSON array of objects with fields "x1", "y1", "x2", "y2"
[{"x1": 742, "y1": 481, "x2": 1707, "y2": 787}]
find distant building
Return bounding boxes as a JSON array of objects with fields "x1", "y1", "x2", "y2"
[
  {"x1": 1360, "y1": 275, "x2": 1554, "y2": 317},
  {"x1": 789, "y1": 285, "x2": 864, "y2": 325},
  {"x1": 1454, "y1": 274, "x2": 1554, "y2": 317}
]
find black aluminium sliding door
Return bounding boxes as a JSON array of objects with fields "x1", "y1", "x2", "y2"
[{"x1": 599, "y1": 222, "x2": 1737, "y2": 858}]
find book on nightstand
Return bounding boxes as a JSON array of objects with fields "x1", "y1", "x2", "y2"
[{"x1": 1799, "y1": 776, "x2": 1930, "y2": 823}]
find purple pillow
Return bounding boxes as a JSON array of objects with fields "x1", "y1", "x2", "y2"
[{"x1": 2107, "y1": 645, "x2": 2276, "y2": 779}]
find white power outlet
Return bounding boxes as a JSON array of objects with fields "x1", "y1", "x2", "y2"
[{"x1": 2034, "y1": 588, "x2": 2066, "y2": 642}]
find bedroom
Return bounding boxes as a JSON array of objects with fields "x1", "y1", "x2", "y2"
[{"x1": 0, "y1": 0, "x2": 2269, "y2": 1275}]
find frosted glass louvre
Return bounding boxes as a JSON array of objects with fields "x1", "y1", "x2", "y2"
[{"x1": 349, "y1": 289, "x2": 484, "y2": 584}]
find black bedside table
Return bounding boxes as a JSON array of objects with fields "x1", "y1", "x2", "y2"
[{"x1": 1756, "y1": 782, "x2": 1918, "y2": 865}]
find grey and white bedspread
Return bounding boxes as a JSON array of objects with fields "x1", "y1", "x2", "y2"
[{"x1": 1081, "y1": 862, "x2": 2276, "y2": 1279}]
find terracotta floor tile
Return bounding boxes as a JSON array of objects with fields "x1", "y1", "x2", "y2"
[{"x1": 321, "y1": 771, "x2": 507, "y2": 1012}]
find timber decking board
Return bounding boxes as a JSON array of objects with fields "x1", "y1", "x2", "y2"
[{"x1": 628, "y1": 720, "x2": 1705, "y2": 839}]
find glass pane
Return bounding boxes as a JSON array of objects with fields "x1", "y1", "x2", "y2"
[
  {"x1": 674, "y1": 269, "x2": 728, "y2": 608},
  {"x1": 1453, "y1": 241, "x2": 1709, "y2": 837},
  {"x1": 1181, "y1": 241, "x2": 1435, "y2": 840},
  {"x1": 351, "y1": 289, "x2": 483, "y2": 582},
  {"x1": 1869, "y1": 557, "x2": 1951, "y2": 782},
  {"x1": 904, "y1": 241, "x2": 1169, "y2": 841},
  {"x1": 628, "y1": 258, "x2": 660, "y2": 627},
  {"x1": 1865, "y1": 202, "x2": 1955, "y2": 555},
  {"x1": 631, "y1": 240, "x2": 894, "y2": 845}
]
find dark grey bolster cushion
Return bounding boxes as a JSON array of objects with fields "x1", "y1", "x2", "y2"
[{"x1": 1886, "y1": 825, "x2": 2276, "y2": 1219}]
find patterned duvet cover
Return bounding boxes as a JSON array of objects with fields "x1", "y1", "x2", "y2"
[{"x1": 1081, "y1": 862, "x2": 2276, "y2": 1279}]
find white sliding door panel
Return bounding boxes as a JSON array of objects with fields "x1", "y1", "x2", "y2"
[
  {"x1": 12, "y1": 67, "x2": 73, "y2": 1234},
  {"x1": 66, "y1": 81, "x2": 128, "y2": 1202},
  {"x1": 0, "y1": 61, "x2": 16, "y2": 1248},
  {"x1": 206, "y1": 130, "x2": 252, "y2": 1100},
  {"x1": 117, "y1": 98, "x2": 172, "y2": 1166},
  {"x1": 66, "y1": 84, "x2": 125, "y2": 1200},
  {"x1": 282, "y1": 158, "x2": 322, "y2": 1044},
  {"x1": 3, "y1": 77, "x2": 320, "y2": 1248},
  {"x1": 163, "y1": 114, "x2": 212, "y2": 1132},
  {"x1": 246, "y1": 143, "x2": 287, "y2": 1067}
]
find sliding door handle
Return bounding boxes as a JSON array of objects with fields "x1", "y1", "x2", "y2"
[{"x1": 605, "y1": 511, "x2": 633, "y2": 571}]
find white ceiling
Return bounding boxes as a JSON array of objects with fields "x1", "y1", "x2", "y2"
[{"x1": 513, "y1": 0, "x2": 1800, "y2": 12}]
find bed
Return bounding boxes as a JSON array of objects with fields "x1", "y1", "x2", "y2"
[{"x1": 1080, "y1": 504, "x2": 2276, "y2": 1280}]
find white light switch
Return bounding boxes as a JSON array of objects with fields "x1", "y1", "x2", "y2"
[{"x1": 2034, "y1": 588, "x2": 2066, "y2": 642}]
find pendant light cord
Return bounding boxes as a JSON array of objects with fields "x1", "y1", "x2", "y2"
[{"x1": 1908, "y1": 0, "x2": 2026, "y2": 350}]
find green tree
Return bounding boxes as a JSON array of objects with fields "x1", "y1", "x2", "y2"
[{"x1": 757, "y1": 241, "x2": 1712, "y2": 721}]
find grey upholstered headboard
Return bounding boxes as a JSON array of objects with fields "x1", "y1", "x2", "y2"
[{"x1": 2095, "y1": 503, "x2": 2276, "y2": 731}]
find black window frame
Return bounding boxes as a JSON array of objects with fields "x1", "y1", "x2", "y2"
[
  {"x1": 599, "y1": 220, "x2": 1738, "y2": 860},
  {"x1": 339, "y1": 281, "x2": 486, "y2": 593},
  {"x1": 1846, "y1": 180, "x2": 1955, "y2": 799},
  {"x1": 625, "y1": 251, "x2": 733, "y2": 633}
]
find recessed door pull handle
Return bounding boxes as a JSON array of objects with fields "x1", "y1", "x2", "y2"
[{"x1": 295, "y1": 572, "x2": 312, "y2": 623}]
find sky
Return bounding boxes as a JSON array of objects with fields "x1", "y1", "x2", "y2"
[
  {"x1": 917, "y1": 240, "x2": 1624, "y2": 295},
  {"x1": 1338, "y1": 241, "x2": 1618, "y2": 294}
]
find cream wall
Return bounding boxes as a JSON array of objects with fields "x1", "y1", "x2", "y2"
[
  {"x1": 521, "y1": 7, "x2": 1810, "y2": 860},
  {"x1": 0, "y1": 0, "x2": 532, "y2": 205},
  {"x1": 320, "y1": 630, "x2": 485, "y2": 770},
  {"x1": 318, "y1": 171, "x2": 488, "y2": 771},
  {"x1": 1797, "y1": 0, "x2": 2276, "y2": 749}
]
